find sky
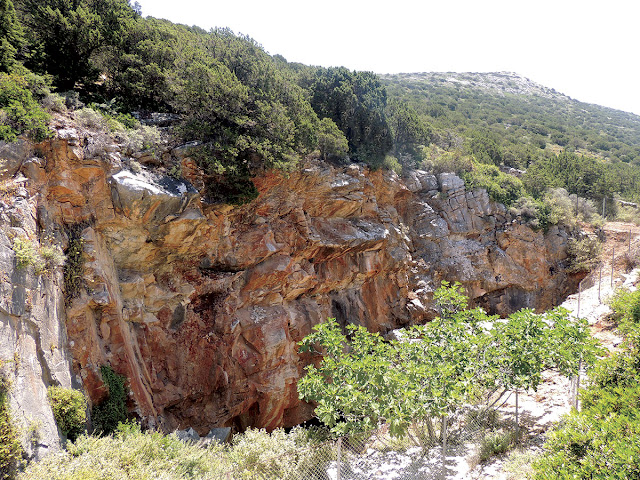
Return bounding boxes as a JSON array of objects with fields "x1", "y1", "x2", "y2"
[{"x1": 138, "y1": 0, "x2": 640, "y2": 115}]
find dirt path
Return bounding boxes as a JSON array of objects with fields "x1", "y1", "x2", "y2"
[{"x1": 465, "y1": 221, "x2": 640, "y2": 480}]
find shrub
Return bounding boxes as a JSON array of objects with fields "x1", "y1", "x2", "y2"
[
  {"x1": 229, "y1": 427, "x2": 328, "y2": 479},
  {"x1": 566, "y1": 236, "x2": 602, "y2": 273},
  {"x1": 91, "y1": 366, "x2": 127, "y2": 436},
  {"x1": 11, "y1": 237, "x2": 38, "y2": 270},
  {"x1": 41, "y1": 93, "x2": 67, "y2": 113},
  {"x1": 382, "y1": 154, "x2": 402, "y2": 175},
  {"x1": 420, "y1": 146, "x2": 473, "y2": 176},
  {"x1": 46, "y1": 386, "x2": 87, "y2": 441},
  {"x1": 114, "y1": 124, "x2": 162, "y2": 155},
  {"x1": 0, "y1": 72, "x2": 51, "y2": 143},
  {"x1": 607, "y1": 288, "x2": 640, "y2": 334},
  {"x1": 478, "y1": 430, "x2": 516, "y2": 463},
  {"x1": 0, "y1": 364, "x2": 22, "y2": 480},
  {"x1": 20, "y1": 422, "x2": 230, "y2": 480},
  {"x1": 12, "y1": 237, "x2": 65, "y2": 274},
  {"x1": 38, "y1": 245, "x2": 65, "y2": 273},
  {"x1": 74, "y1": 108, "x2": 107, "y2": 131},
  {"x1": 461, "y1": 162, "x2": 524, "y2": 207}
]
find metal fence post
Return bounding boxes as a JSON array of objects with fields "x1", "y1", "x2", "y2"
[
  {"x1": 336, "y1": 437, "x2": 342, "y2": 480},
  {"x1": 515, "y1": 390, "x2": 519, "y2": 443},
  {"x1": 441, "y1": 415, "x2": 447, "y2": 479},
  {"x1": 611, "y1": 246, "x2": 615, "y2": 288},
  {"x1": 575, "y1": 360, "x2": 582, "y2": 410},
  {"x1": 577, "y1": 281, "x2": 581, "y2": 319},
  {"x1": 598, "y1": 263, "x2": 602, "y2": 303}
]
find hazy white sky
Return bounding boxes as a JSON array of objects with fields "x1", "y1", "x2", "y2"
[{"x1": 138, "y1": 0, "x2": 640, "y2": 115}]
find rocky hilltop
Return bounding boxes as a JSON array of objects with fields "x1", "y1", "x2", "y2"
[{"x1": 0, "y1": 116, "x2": 580, "y2": 457}]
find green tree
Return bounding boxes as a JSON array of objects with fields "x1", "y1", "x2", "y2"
[
  {"x1": 0, "y1": 0, "x2": 24, "y2": 72},
  {"x1": 298, "y1": 283, "x2": 598, "y2": 439},
  {"x1": 306, "y1": 67, "x2": 393, "y2": 165},
  {"x1": 0, "y1": 72, "x2": 51, "y2": 142},
  {"x1": 16, "y1": 0, "x2": 136, "y2": 89},
  {"x1": 317, "y1": 117, "x2": 348, "y2": 161},
  {"x1": 386, "y1": 98, "x2": 431, "y2": 162}
]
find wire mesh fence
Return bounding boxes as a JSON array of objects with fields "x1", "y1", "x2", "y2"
[{"x1": 219, "y1": 401, "x2": 530, "y2": 480}]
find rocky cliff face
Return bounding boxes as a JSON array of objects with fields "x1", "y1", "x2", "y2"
[{"x1": 0, "y1": 116, "x2": 578, "y2": 449}]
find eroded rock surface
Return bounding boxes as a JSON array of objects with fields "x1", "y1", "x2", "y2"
[{"x1": 0, "y1": 119, "x2": 579, "y2": 440}]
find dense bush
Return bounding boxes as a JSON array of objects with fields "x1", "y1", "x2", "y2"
[
  {"x1": 47, "y1": 386, "x2": 87, "y2": 441},
  {"x1": 91, "y1": 366, "x2": 127, "y2": 436},
  {"x1": 0, "y1": 363, "x2": 22, "y2": 480},
  {"x1": 0, "y1": 72, "x2": 51, "y2": 142},
  {"x1": 20, "y1": 422, "x2": 334, "y2": 480},
  {"x1": 461, "y1": 163, "x2": 524, "y2": 206},
  {"x1": 566, "y1": 236, "x2": 602, "y2": 273},
  {"x1": 20, "y1": 422, "x2": 230, "y2": 480}
]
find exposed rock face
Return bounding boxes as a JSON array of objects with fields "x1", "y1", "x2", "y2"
[
  {"x1": 0, "y1": 148, "x2": 75, "y2": 460},
  {"x1": 0, "y1": 119, "x2": 578, "y2": 441}
]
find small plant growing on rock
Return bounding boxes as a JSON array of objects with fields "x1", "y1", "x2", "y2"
[
  {"x1": 63, "y1": 224, "x2": 86, "y2": 307},
  {"x1": 46, "y1": 386, "x2": 87, "y2": 441},
  {"x1": 11, "y1": 237, "x2": 65, "y2": 275},
  {"x1": 38, "y1": 244, "x2": 65, "y2": 274},
  {"x1": 11, "y1": 237, "x2": 38, "y2": 270}
]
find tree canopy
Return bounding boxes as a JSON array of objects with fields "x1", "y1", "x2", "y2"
[{"x1": 298, "y1": 282, "x2": 599, "y2": 437}]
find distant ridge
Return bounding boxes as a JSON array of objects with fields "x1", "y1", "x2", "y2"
[{"x1": 386, "y1": 72, "x2": 568, "y2": 101}]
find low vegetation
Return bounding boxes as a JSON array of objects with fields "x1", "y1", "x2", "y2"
[
  {"x1": 0, "y1": 361, "x2": 22, "y2": 480},
  {"x1": 11, "y1": 236, "x2": 65, "y2": 274},
  {"x1": 47, "y1": 386, "x2": 87, "y2": 441},
  {"x1": 62, "y1": 225, "x2": 85, "y2": 307},
  {"x1": 19, "y1": 422, "x2": 332, "y2": 480},
  {"x1": 91, "y1": 366, "x2": 127, "y2": 436},
  {"x1": 532, "y1": 287, "x2": 640, "y2": 478}
]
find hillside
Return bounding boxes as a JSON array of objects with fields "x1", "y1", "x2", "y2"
[{"x1": 383, "y1": 71, "x2": 640, "y2": 166}]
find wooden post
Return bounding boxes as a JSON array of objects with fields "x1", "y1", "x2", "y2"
[
  {"x1": 337, "y1": 437, "x2": 342, "y2": 480},
  {"x1": 602, "y1": 196, "x2": 606, "y2": 218}
]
